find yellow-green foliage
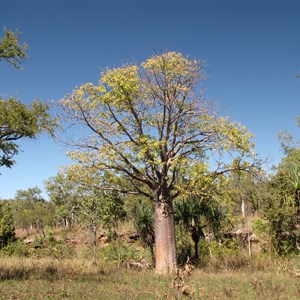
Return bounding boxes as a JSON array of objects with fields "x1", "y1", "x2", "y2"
[
  {"x1": 61, "y1": 51, "x2": 256, "y2": 201},
  {"x1": 0, "y1": 29, "x2": 27, "y2": 69}
]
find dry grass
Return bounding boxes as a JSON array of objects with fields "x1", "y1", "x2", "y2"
[
  {"x1": 0, "y1": 257, "x2": 99, "y2": 280},
  {"x1": 5, "y1": 225, "x2": 300, "y2": 299},
  {"x1": 0, "y1": 256, "x2": 300, "y2": 299}
]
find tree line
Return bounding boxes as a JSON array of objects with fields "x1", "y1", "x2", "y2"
[{"x1": 1, "y1": 154, "x2": 299, "y2": 263}]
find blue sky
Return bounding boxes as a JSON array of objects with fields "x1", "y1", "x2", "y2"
[{"x1": 0, "y1": 0, "x2": 299, "y2": 199}]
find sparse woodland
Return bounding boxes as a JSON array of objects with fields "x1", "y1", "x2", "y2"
[{"x1": 0, "y1": 29, "x2": 300, "y2": 299}]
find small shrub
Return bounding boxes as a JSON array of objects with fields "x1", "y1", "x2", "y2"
[
  {"x1": 29, "y1": 235, "x2": 75, "y2": 259},
  {"x1": 101, "y1": 240, "x2": 141, "y2": 266},
  {"x1": 132, "y1": 202, "x2": 155, "y2": 265},
  {"x1": 44, "y1": 225, "x2": 55, "y2": 243},
  {"x1": 106, "y1": 229, "x2": 117, "y2": 242},
  {"x1": 196, "y1": 240, "x2": 211, "y2": 266},
  {"x1": 252, "y1": 217, "x2": 269, "y2": 235},
  {"x1": 252, "y1": 217, "x2": 273, "y2": 253},
  {"x1": 1, "y1": 240, "x2": 29, "y2": 257},
  {"x1": 176, "y1": 228, "x2": 193, "y2": 266},
  {"x1": 204, "y1": 239, "x2": 250, "y2": 271}
]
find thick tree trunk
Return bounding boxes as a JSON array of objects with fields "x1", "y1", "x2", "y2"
[{"x1": 154, "y1": 198, "x2": 177, "y2": 275}]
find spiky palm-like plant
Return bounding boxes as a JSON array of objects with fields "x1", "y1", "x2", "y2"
[{"x1": 133, "y1": 203, "x2": 155, "y2": 265}]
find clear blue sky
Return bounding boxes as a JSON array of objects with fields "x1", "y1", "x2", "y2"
[{"x1": 1, "y1": 0, "x2": 299, "y2": 199}]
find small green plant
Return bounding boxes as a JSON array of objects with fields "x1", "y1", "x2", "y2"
[
  {"x1": 176, "y1": 227, "x2": 193, "y2": 266},
  {"x1": 44, "y1": 225, "x2": 55, "y2": 243},
  {"x1": 1, "y1": 240, "x2": 29, "y2": 257},
  {"x1": 28, "y1": 234, "x2": 75, "y2": 259},
  {"x1": 102, "y1": 240, "x2": 141, "y2": 266},
  {"x1": 132, "y1": 202, "x2": 155, "y2": 265},
  {"x1": 204, "y1": 239, "x2": 251, "y2": 271}
]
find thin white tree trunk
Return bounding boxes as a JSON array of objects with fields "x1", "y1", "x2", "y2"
[{"x1": 241, "y1": 198, "x2": 246, "y2": 219}]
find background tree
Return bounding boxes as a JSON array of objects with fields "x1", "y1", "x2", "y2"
[
  {"x1": 45, "y1": 173, "x2": 80, "y2": 227},
  {"x1": 14, "y1": 187, "x2": 45, "y2": 202},
  {"x1": 97, "y1": 190, "x2": 126, "y2": 232},
  {"x1": 226, "y1": 168, "x2": 260, "y2": 218},
  {"x1": 265, "y1": 149, "x2": 300, "y2": 255},
  {"x1": 0, "y1": 202, "x2": 15, "y2": 248},
  {"x1": 278, "y1": 130, "x2": 299, "y2": 155},
  {"x1": 277, "y1": 122, "x2": 300, "y2": 224},
  {"x1": 61, "y1": 52, "x2": 257, "y2": 274},
  {"x1": 13, "y1": 187, "x2": 55, "y2": 237},
  {"x1": 247, "y1": 118, "x2": 300, "y2": 255},
  {"x1": 79, "y1": 189, "x2": 126, "y2": 265}
]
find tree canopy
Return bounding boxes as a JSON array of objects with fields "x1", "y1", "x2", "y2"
[
  {"x1": 0, "y1": 29, "x2": 27, "y2": 69},
  {"x1": 61, "y1": 52, "x2": 256, "y2": 200},
  {"x1": 0, "y1": 29, "x2": 57, "y2": 170},
  {"x1": 0, "y1": 99, "x2": 56, "y2": 168}
]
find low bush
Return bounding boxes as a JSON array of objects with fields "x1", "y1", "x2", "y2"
[
  {"x1": 101, "y1": 240, "x2": 145, "y2": 266},
  {"x1": 0, "y1": 239, "x2": 29, "y2": 257}
]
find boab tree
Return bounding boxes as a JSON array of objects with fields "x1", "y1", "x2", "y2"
[{"x1": 60, "y1": 52, "x2": 255, "y2": 274}]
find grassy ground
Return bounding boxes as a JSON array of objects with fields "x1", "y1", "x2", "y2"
[{"x1": 0, "y1": 257, "x2": 299, "y2": 299}]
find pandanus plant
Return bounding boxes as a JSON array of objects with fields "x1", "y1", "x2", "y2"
[
  {"x1": 174, "y1": 196, "x2": 224, "y2": 262},
  {"x1": 133, "y1": 202, "x2": 155, "y2": 266}
]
